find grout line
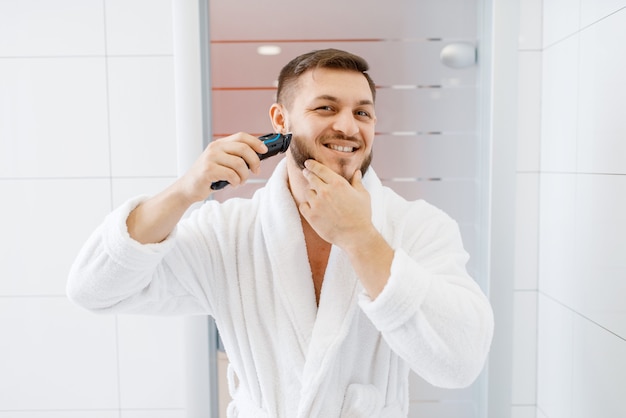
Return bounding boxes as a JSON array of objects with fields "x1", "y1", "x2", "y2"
[
  {"x1": 114, "y1": 315, "x2": 123, "y2": 417},
  {"x1": 0, "y1": 54, "x2": 173, "y2": 59},
  {"x1": 538, "y1": 291, "x2": 626, "y2": 342},
  {"x1": 0, "y1": 295, "x2": 68, "y2": 298},
  {"x1": 543, "y1": 6, "x2": 626, "y2": 50},
  {"x1": 102, "y1": 0, "x2": 114, "y2": 214},
  {"x1": 0, "y1": 409, "x2": 186, "y2": 412},
  {"x1": 101, "y1": 4, "x2": 121, "y2": 417},
  {"x1": 523, "y1": 171, "x2": 626, "y2": 176},
  {"x1": 542, "y1": 31, "x2": 580, "y2": 51},
  {"x1": 0, "y1": 176, "x2": 178, "y2": 181},
  {"x1": 577, "y1": 6, "x2": 626, "y2": 34}
]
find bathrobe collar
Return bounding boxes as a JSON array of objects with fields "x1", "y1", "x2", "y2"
[{"x1": 259, "y1": 159, "x2": 387, "y2": 416}]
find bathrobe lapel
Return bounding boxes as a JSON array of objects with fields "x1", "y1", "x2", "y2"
[
  {"x1": 297, "y1": 168, "x2": 387, "y2": 417},
  {"x1": 296, "y1": 245, "x2": 362, "y2": 417},
  {"x1": 259, "y1": 160, "x2": 387, "y2": 415},
  {"x1": 259, "y1": 160, "x2": 317, "y2": 370}
]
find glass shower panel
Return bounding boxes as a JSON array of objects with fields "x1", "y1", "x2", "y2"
[{"x1": 206, "y1": 1, "x2": 484, "y2": 417}]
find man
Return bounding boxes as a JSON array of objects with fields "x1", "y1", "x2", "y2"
[{"x1": 68, "y1": 49, "x2": 493, "y2": 417}]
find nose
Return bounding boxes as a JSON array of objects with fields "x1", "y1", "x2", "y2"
[{"x1": 332, "y1": 109, "x2": 359, "y2": 137}]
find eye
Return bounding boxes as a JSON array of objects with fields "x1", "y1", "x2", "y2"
[
  {"x1": 355, "y1": 110, "x2": 372, "y2": 118},
  {"x1": 315, "y1": 105, "x2": 334, "y2": 112}
]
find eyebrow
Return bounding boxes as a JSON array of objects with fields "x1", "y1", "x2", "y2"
[{"x1": 314, "y1": 95, "x2": 374, "y2": 106}]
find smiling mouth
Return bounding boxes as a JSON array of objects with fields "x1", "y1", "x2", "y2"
[{"x1": 326, "y1": 144, "x2": 356, "y2": 153}]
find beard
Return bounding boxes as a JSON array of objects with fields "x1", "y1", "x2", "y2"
[{"x1": 289, "y1": 133, "x2": 373, "y2": 180}]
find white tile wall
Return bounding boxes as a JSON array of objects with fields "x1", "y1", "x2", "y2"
[
  {"x1": 518, "y1": 0, "x2": 543, "y2": 50},
  {"x1": 573, "y1": 174, "x2": 626, "y2": 338},
  {"x1": 532, "y1": 5, "x2": 626, "y2": 418},
  {"x1": 512, "y1": 405, "x2": 537, "y2": 418},
  {"x1": 536, "y1": 298, "x2": 626, "y2": 418},
  {"x1": 0, "y1": 58, "x2": 110, "y2": 178},
  {"x1": 512, "y1": 4, "x2": 543, "y2": 415},
  {"x1": 571, "y1": 314, "x2": 626, "y2": 418},
  {"x1": 537, "y1": 407, "x2": 549, "y2": 418},
  {"x1": 516, "y1": 52, "x2": 542, "y2": 173},
  {"x1": 104, "y1": 0, "x2": 174, "y2": 56},
  {"x1": 107, "y1": 56, "x2": 178, "y2": 178},
  {"x1": 0, "y1": 413, "x2": 118, "y2": 418},
  {"x1": 120, "y1": 411, "x2": 186, "y2": 418},
  {"x1": 0, "y1": 179, "x2": 111, "y2": 296},
  {"x1": 514, "y1": 173, "x2": 539, "y2": 290},
  {"x1": 538, "y1": 173, "x2": 577, "y2": 301},
  {"x1": 0, "y1": 298, "x2": 119, "y2": 410},
  {"x1": 117, "y1": 315, "x2": 186, "y2": 409},
  {"x1": 542, "y1": 0, "x2": 580, "y2": 47},
  {"x1": 0, "y1": 0, "x2": 105, "y2": 57},
  {"x1": 540, "y1": 35, "x2": 579, "y2": 173},
  {"x1": 512, "y1": 292, "x2": 538, "y2": 405},
  {"x1": 579, "y1": 1, "x2": 626, "y2": 27},
  {"x1": 536, "y1": 295, "x2": 574, "y2": 418},
  {"x1": 112, "y1": 177, "x2": 177, "y2": 208},
  {"x1": 409, "y1": 375, "x2": 474, "y2": 402},
  {"x1": 577, "y1": 10, "x2": 626, "y2": 175},
  {"x1": 408, "y1": 401, "x2": 477, "y2": 418},
  {"x1": 0, "y1": 0, "x2": 186, "y2": 416}
]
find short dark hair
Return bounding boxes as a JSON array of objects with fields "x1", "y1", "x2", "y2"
[{"x1": 276, "y1": 48, "x2": 376, "y2": 107}]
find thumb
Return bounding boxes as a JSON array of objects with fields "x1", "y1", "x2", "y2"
[{"x1": 351, "y1": 169, "x2": 364, "y2": 189}]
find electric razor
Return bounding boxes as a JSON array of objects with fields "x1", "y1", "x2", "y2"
[{"x1": 210, "y1": 133, "x2": 292, "y2": 191}]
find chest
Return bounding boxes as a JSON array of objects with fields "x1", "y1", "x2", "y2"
[{"x1": 302, "y1": 224, "x2": 331, "y2": 305}]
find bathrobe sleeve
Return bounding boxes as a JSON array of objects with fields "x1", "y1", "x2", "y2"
[
  {"x1": 67, "y1": 196, "x2": 218, "y2": 316},
  {"x1": 358, "y1": 206, "x2": 494, "y2": 389}
]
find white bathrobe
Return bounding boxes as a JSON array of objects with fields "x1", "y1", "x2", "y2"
[{"x1": 67, "y1": 159, "x2": 493, "y2": 418}]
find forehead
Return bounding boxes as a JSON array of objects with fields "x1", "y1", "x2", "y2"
[{"x1": 296, "y1": 68, "x2": 374, "y2": 103}]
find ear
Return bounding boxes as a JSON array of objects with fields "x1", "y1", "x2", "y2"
[{"x1": 269, "y1": 103, "x2": 287, "y2": 133}]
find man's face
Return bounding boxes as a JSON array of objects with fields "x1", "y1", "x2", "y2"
[{"x1": 283, "y1": 68, "x2": 376, "y2": 180}]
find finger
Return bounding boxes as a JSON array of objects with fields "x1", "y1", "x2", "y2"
[
  {"x1": 213, "y1": 155, "x2": 248, "y2": 187},
  {"x1": 351, "y1": 169, "x2": 364, "y2": 189},
  {"x1": 304, "y1": 187, "x2": 317, "y2": 200},
  {"x1": 239, "y1": 146, "x2": 263, "y2": 175},
  {"x1": 223, "y1": 132, "x2": 268, "y2": 155},
  {"x1": 238, "y1": 132, "x2": 269, "y2": 155},
  {"x1": 239, "y1": 135, "x2": 268, "y2": 174},
  {"x1": 298, "y1": 201, "x2": 312, "y2": 220},
  {"x1": 214, "y1": 139, "x2": 263, "y2": 176},
  {"x1": 303, "y1": 159, "x2": 333, "y2": 184},
  {"x1": 302, "y1": 166, "x2": 325, "y2": 190}
]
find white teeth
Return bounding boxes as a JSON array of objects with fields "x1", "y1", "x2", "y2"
[{"x1": 328, "y1": 144, "x2": 354, "y2": 153}]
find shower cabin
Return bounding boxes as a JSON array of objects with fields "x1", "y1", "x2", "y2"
[{"x1": 172, "y1": 0, "x2": 517, "y2": 416}]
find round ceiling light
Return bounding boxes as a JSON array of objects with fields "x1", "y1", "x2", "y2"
[{"x1": 257, "y1": 45, "x2": 282, "y2": 56}]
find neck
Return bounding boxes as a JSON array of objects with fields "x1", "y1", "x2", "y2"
[
  {"x1": 285, "y1": 155, "x2": 331, "y2": 246},
  {"x1": 286, "y1": 155, "x2": 309, "y2": 208}
]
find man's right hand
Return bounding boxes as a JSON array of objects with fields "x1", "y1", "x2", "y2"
[
  {"x1": 126, "y1": 132, "x2": 268, "y2": 244},
  {"x1": 178, "y1": 132, "x2": 269, "y2": 204}
]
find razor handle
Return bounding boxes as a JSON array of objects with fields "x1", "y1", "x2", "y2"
[{"x1": 210, "y1": 133, "x2": 292, "y2": 191}]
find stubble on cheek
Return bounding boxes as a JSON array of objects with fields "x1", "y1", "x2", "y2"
[
  {"x1": 288, "y1": 134, "x2": 312, "y2": 170},
  {"x1": 287, "y1": 131, "x2": 374, "y2": 179}
]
